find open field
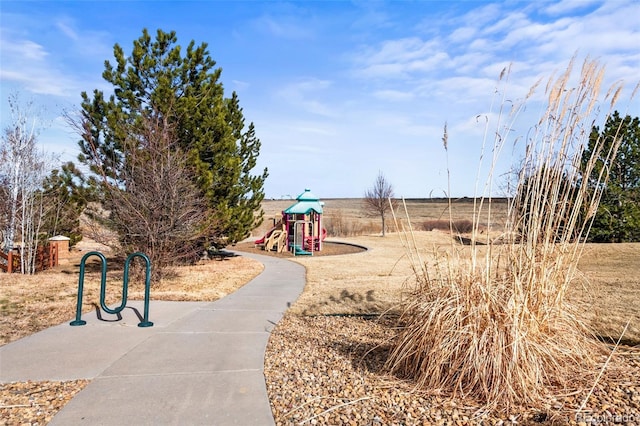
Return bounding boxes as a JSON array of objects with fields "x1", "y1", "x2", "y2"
[
  {"x1": 253, "y1": 197, "x2": 510, "y2": 239},
  {"x1": 1, "y1": 199, "x2": 639, "y2": 424}
]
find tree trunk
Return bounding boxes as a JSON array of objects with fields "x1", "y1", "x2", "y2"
[{"x1": 3, "y1": 162, "x2": 20, "y2": 253}]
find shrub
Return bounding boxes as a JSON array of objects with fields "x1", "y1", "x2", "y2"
[
  {"x1": 422, "y1": 219, "x2": 474, "y2": 233},
  {"x1": 386, "y1": 58, "x2": 632, "y2": 412},
  {"x1": 325, "y1": 210, "x2": 378, "y2": 237}
]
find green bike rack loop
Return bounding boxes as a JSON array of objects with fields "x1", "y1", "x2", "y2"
[{"x1": 70, "y1": 251, "x2": 153, "y2": 328}]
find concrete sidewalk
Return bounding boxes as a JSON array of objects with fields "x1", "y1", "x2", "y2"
[{"x1": 0, "y1": 251, "x2": 305, "y2": 425}]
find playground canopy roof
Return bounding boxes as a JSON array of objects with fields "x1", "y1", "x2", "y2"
[{"x1": 283, "y1": 189, "x2": 324, "y2": 215}]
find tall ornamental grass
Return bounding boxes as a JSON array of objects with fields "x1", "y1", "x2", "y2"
[{"x1": 385, "y1": 58, "x2": 637, "y2": 411}]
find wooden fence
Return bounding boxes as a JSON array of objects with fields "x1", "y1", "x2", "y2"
[{"x1": 0, "y1": 244, "x2": 59, "y2": 274}]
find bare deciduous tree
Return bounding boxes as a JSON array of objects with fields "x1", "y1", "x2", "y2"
[
  {"x1": 0, "y1": 94, "x2": 51, "y2": 273},
  {"x1": 363, "y1": 171, "x2": 398, "y2": 237},
  {"x1": 77, "y1": 108, "x2": 214, "y2": 281},
  {"x1": 0, "y1": 148, "x2": 9, "y2": 246}
]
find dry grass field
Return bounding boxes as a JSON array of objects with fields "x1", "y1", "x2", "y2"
[
  {"x1": 0, "y1": 245, "x2": 263, "y2": 345},
  {"x1": 254, "y1": 197, "x2": 639, "y2": 344},
  {"x1": 573, "y1": 243, "x2": 640, "y2": 345},
  {"x1": 253, "y1": 197, "x2": 509, "y2": 239},
  {"x1": 284, "y1": 232, "x2": 640, "y2": 344},
  {"x1": 1, "y1": 198, "x2": 639, "y2": 424}
]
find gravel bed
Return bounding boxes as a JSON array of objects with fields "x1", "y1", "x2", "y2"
[
  {"x1": 265, "y1": 315, "x2": 640, "y2": 425},
  {"x1": 0, "y1": 380, "x2": 88, "y2": 425},
  {"x1": 233, "y1": 240, "x2": 367, "y2": 258}
]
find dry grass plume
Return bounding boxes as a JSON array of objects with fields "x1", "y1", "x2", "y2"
[{"x1": 385, "y1": 58, "x2": 635, "y2": 412}]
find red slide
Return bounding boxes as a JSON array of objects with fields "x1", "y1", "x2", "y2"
[{"x1": 255, "y1": 226, "x2": 277, "y2": 245}]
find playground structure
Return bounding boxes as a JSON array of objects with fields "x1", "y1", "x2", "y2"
[{"x1": 255, "y1": 189, "x2": 327, "y2": 256}]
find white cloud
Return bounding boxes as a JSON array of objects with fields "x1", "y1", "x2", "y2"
[
  {"x1": 55, "y1": 19, "x2": 79, "y2": 41},
  {"x1": 482, "y1": 12, "x2": 530, "y2": 37},
  {"x1": 1, "y1": 38, "x2": 48, "y2": 60},
  {"x1": 449, "y1": 26, "x2": 476, "y2": 44},
  {"x1": 459, "y1": 3, "x2": 503, "y2": 28},
  {"x1": 372, "y1": 89, "x2": 415, "y2": 102},
  {"x1": 276, "y1": 78, "x2": 336, "y2": 117},
  {"x1": 0, "y1": 17, "x2": 111, "y2": 98},
  {"x1": 56, "y1": 21, "x2": 112, "y2": 59},
  {"x1": 0, "y1": 69, "x2": 68, "y2": 97},
  {"x1": 287, "y1": 78, "x2": 332, "y2": 92},
  {"x1": 448, "y1": 52, "x2": 493, "y2": 75},
  {"x1": 543, "y1": 0, "x2": 601, "y2": 16},
  {"x1": 499, "y1": 19, "x2": 572, "y2": 50},
  {"x1": 467, "y1": 38, "x2": 491, "y2": 52},
  {"x1": 351, "y1": 37, "x2": 453, "y2": 81},
  {"x1": 349, "y1": 3, "x2": 393, "y2": 32},
  {"x1": 0, "y1": 34, "x2": 77, "y2": 97},
  {"x1": 355, "y1": 62, "x2": 408, "y2": 80},
  {"x1": 252, "y1": 13, "x2": 315, "y2": 39},
  {"x1": 429, "y1": 76, "x2": 498, "y2": 103},
  {"x1": 367, "y1": 37, "x2": 438, "y2": 64}
]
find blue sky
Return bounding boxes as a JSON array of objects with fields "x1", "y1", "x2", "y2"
[{"x1": 1, "y1": 1, "x2": 639, "y2": 198}]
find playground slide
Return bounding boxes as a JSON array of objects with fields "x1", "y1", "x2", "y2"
[
  {"x1": 256, "y1": 226, "x2": 287, "y2": 252},
  {"x1": 255, "y1": 226, "x2": 278, "y2": 245},
  {"x1": 293, "y1": 245, "x2": 312, "y2": 256},
  {"x1": 265, "y1": 230, "x2": 287, "y2": 252}
]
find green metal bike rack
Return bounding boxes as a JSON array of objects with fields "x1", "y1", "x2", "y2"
[{"x1": 70, "y1": 251, "x2": 153, "y2": 327}]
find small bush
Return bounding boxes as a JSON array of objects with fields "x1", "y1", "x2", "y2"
[
  {"x1": 422, "y1": 219, "x2": 474, "y2": 233},
  {"x1": 325, "y1": 212, "x2": 361, "y2": 237},
  {"x1": 324, "y1": 210, "x2": 380, "y2": 237}
]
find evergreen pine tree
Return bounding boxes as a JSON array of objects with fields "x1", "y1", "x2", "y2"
[
  {"x1": 582, "y1": 111, "x2": 640, "y2": 242},
  {"x1": 77, "y1": 29, "x2": 267, "y2": 248},
  {"x1": 40, "y1": 162, "x2": 91, "y2": 246}
]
